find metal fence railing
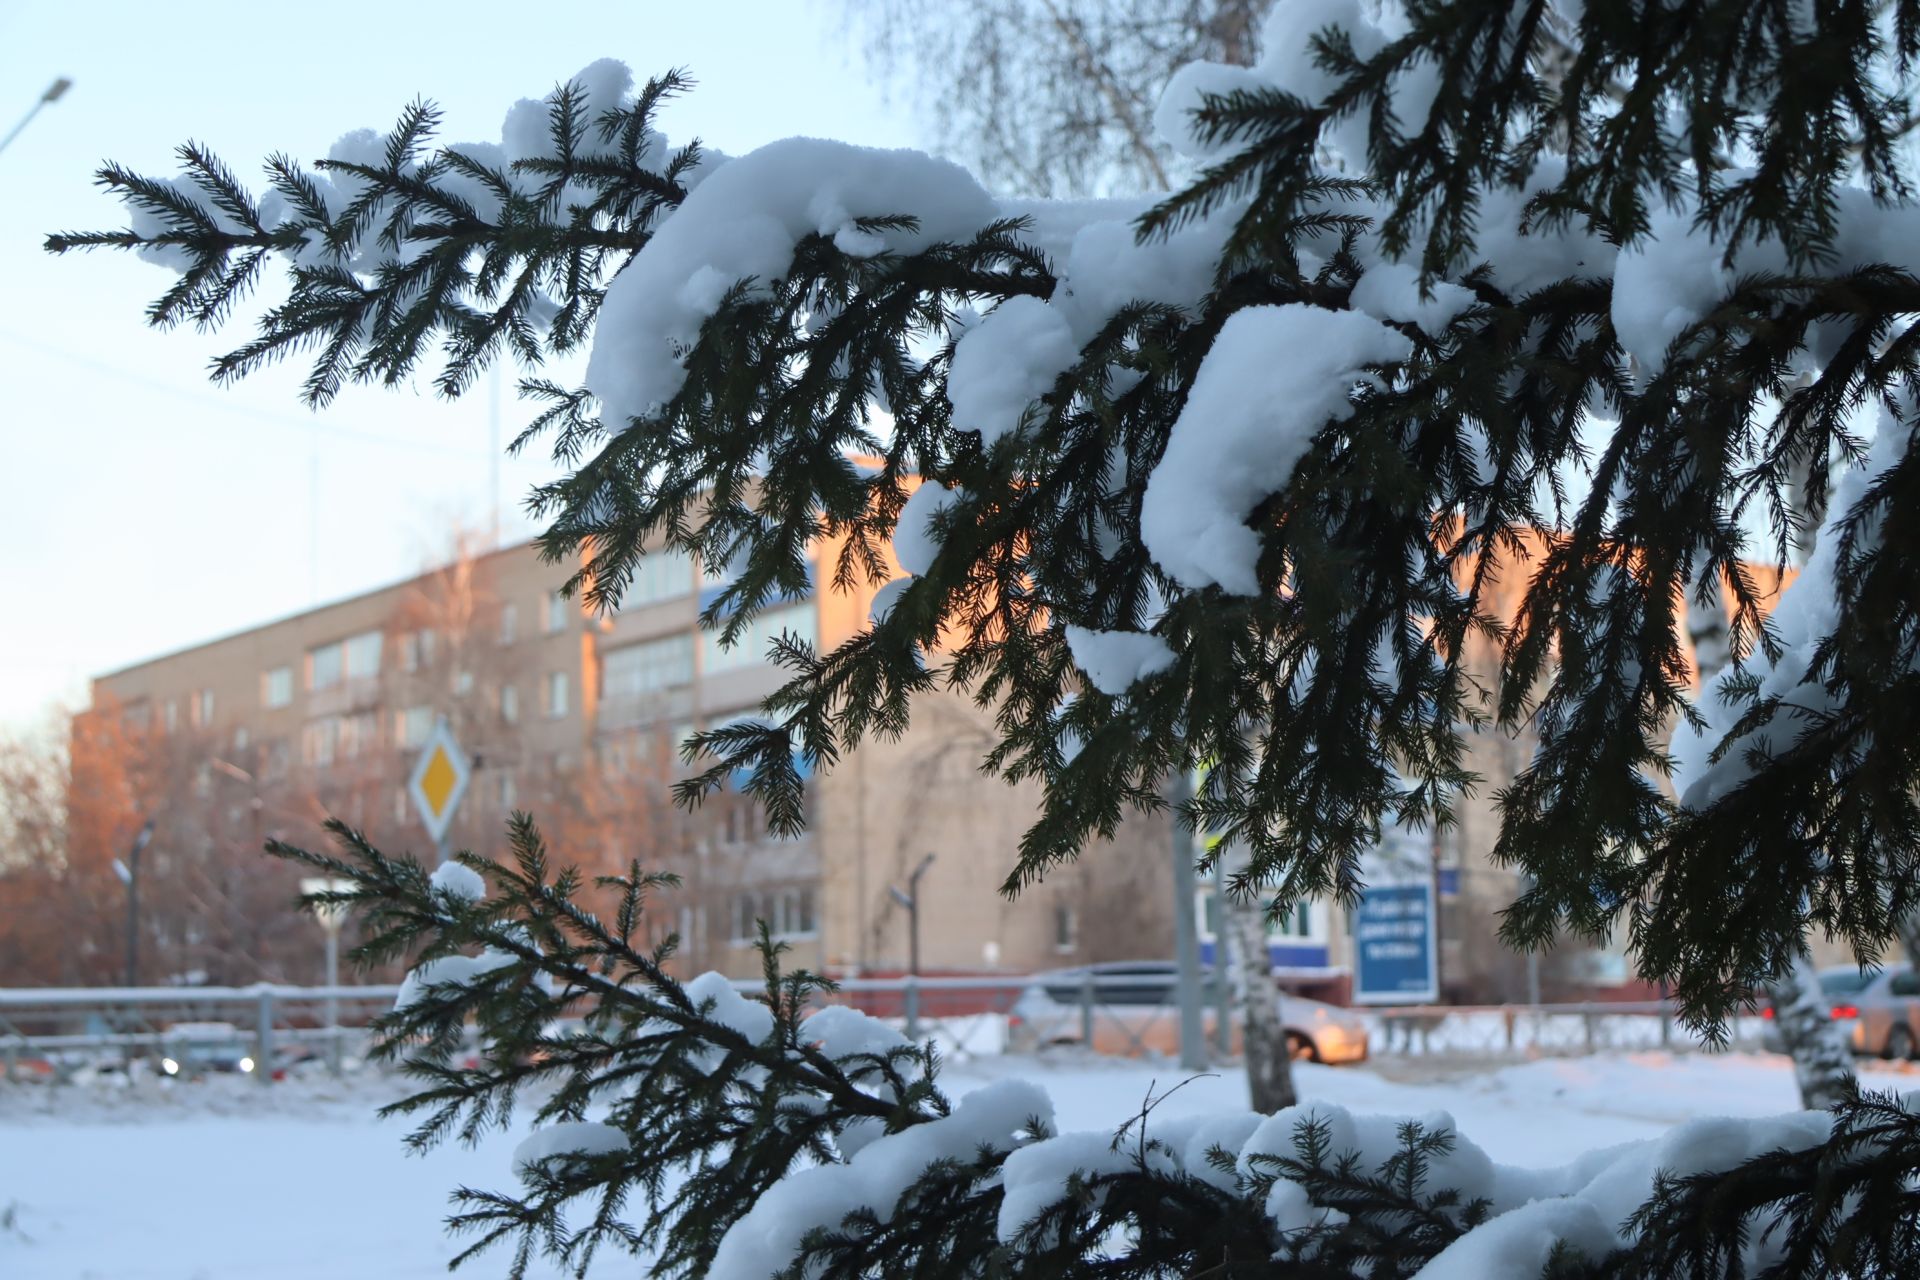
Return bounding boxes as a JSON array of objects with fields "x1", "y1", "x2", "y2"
[
  {"x1": 0, "y1": 978, "x2": 1790, "y2": 1083},
  {"x1": 1355, "y1": 1002, "x2": 1775, "y2": 1058},
  {"x1": 0, "y1": 984, "x2": 401, "y2": 1082}
]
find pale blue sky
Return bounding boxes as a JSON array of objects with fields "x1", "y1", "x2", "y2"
[{"x1": 0, "y1": 0, "x2": 919, "y2": 732}]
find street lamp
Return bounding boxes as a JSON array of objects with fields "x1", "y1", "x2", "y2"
[
  {"x1": 888, "y1": 853, "x2": 936, "y2": 1041},
  {"x1": 301, "y1": 877, "x2": 353, "y2": 1076},
  {"x1": 0, "y1": 78, "x2": 73, "y2": 157},
  {"x1": 113, "y1": 819, "x2": 154, "y2": 988},
  {"x1": 889, "y1": 852, "x2": 937, "y2": 978}
]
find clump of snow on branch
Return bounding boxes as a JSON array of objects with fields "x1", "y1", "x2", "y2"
[
  {"x1": 946, "y1": 203, "x2": 1235, "y2": 446},
  {"x1": 394, "y1": 950, "x2": 516, "y2": 1009},
  {"x1": 512, "y1": 1121, "x2": 629, "y2": 1174},
  {"x1": 946, "y1": 296, "x2": 1077, "y2": 443},
  {"x1": 891, "y1": 480, "x2": 958, "y2": 577},
  {"x1": 707, "y1": 1078, "x2": 1052, "y2": 1280},
  {"x1": 1063, "y1": 625, "x2": 1177, "y2": 695},
  {"x1": 799, "y1": 1004, "x2": 913, "y2": 1063},
  {"x1": 1141, "y1": 303, "x2": 1412, "y2": 594},
  {"x1": 682, "y1": 970, "x2": 776, "y2": 1042},
  {"x1": 429, "y1": 860, "x2": 486, "y2": 903},
  {"x1": 1672, "y1": 407, "x2": 1911, "y2": 810},
  {"x1": 997, "y1": 1130, "x2": 1157, "y2": 1244},
  {"x1": 586, "y1": 139, "x2": 998, "y2": 427}
]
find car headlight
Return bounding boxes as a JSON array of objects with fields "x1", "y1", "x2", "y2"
[
  {"x1": 239, "y1": 1056, "x2": 255, "y2": 1073},
  {"x1": 161, "y1": 1057, "x2": 179, "y2": 1075}
]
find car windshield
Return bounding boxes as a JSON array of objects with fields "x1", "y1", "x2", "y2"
[{"x1": 1817, "y1": 969, "x2": 1878, "y2": 995}]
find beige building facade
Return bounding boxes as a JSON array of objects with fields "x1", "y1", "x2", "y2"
[{"x1": 89, "y1": 535, "x2": 1181, "y2": 986}]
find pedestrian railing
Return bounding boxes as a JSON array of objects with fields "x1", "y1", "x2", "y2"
[
  {"x1": 0, "y1": 984, "x2": 400, "y2": 1082},
  {"x1": 0, "y1": 979, "x2": 1790, "y2": 1084}
]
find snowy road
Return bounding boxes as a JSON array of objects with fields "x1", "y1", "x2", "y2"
[{"x1": 2, "y1": 1052, "x2": 1909, "y2": 1278}]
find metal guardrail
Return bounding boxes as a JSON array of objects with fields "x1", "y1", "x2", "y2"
[
  {"x1": 0, "y1": 984, "x2": 402, "y2": 1083},
  {"x1": 0, "y1": 978, "x2": 1785, "y2": 1083},
  {"x1": 1355, "y1": 1001, "x2": 1774, "y2": 1058}
]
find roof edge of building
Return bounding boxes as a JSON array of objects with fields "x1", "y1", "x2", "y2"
[{"x1": 91, "y1": 536, "x2": 550, "y2": 688}]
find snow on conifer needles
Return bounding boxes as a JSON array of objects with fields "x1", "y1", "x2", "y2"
[
  {"x1": 262, "y1": 815, "x2": 1920, "y2": 1279},
  {"x1": 48, "y1": 2, "x2": 1920, "y2": 1270},
  {"x1": 47, "y1": 0, "x2": 1920, "y2": 1028}
]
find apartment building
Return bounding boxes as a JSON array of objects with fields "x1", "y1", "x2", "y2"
[
  {"x1": 98, "y1": 511, "x2": 1795, "y2": 1002},
  {"x1": 88, "y1": 534, "x2": 1180, "y2": 985}
]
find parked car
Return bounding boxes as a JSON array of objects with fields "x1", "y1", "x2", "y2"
[
  {"x1": 1825, "y1": 964, "x2": 1920, "y2": 1059},
  {"x1": 1760, "y1": 964, "x2": 1920, "y2": 1059},
  {"x1": 156, "y1": 1022, "x2": 256, "y2": 1078},
  {"x1": 1006, "y1": 961, "x2": 1369, "y2": 1064}
]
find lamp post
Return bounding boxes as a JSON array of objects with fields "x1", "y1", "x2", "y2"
[
  {"x1": 891, "y1": 852, "x2": 936, "y2": 978},
  {"x1": 301, "y1": 877, "x2": 353, "y2": 1075},
  {"x1": 889, "y1": 853, "x2": 936, "y2": 1040},
  {"x1": 114, "y1": 819, "x2": 154, "y2": 988},
  {"x1": 0, "y1": 78, "x2": 72, "y2": 156}
]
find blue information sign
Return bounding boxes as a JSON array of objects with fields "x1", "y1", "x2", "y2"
[{"x1": 1351, "y1": 882, "x2": 1438, "y2": 1004}]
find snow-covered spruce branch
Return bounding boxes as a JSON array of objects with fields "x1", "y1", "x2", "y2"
[
  {"x1": 270, "y1": 817, "x2": 1920, "y2": 1278},
  {"x1": 52, "y1": 4, "x2": 1920, "y2": 1034}
]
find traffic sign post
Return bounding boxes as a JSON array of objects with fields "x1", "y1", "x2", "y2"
[{"x1": 407, "y1": 718, "x2": 470, "y2": 866}]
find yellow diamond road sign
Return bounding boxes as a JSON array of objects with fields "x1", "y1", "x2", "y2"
[{"x1": 408, "y1": 719, "x2": 470, "y2": 844}]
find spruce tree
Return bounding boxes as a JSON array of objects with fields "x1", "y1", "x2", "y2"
[{"x1": 46, "y1": 0, "x2": 1920, "y2": 1272}]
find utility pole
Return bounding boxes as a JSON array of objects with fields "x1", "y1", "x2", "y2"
[
  {"x1": 1169, "y1": 766, "x2": 1207, "y2": 1070},
  {"x1": 0, "y1": 78, "x2": 71, "y2": 157},
  {"x1": 115, "y1": 819, "x2": 154, "y2": 988}
]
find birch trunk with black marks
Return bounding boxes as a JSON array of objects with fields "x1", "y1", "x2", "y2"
[
  {"x1": 1690, "y1": 565, "x2": 1854, "y2": 1109},
  {"x1": 1223, "y1": 875, "x2": 1297, "y2": 1113}
]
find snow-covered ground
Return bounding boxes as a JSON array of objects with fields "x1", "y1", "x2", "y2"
[{"x1": 2, "y1": 1052, "x2": 1911, "y2": 1278}]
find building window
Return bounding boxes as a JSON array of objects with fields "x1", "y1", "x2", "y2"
[
  {"x1": 308, "y1": 641, "x2": 343, "y2": 691},
  {"x1": 500, "y1": 683, "x2": 518, "y2": 725},
  {"x1": 727, "y1": 887, "x2": 817, "y2": 942},
  {"x1": 163, "y1": 700, "x2": 179, "y2": 734},
  {"x1": 619, "y1": 548, "x2": 695, "y2": 611},
  {"x1": 499, "y1": 603, "x2": 518, "y2": 646},
  {"x1": 1271, "y1": 899, "x2": 1315, "y2": 939},
  {"x1": 232, "y1": 726, "x2": 249, "y2": 752},
  {"x1": 452, "y1": 669, "x2": 475, "y2": 697},
  {"x1": 545, "y1": 592, "x2": 570, "y2": 634},
  {"x1": 394, "y1": 787, "x2": 410, "y2": 824},
  {"x1": 1193, "y1": 888, "x2": 1318, "y2": 944},
  {"x1": 303, "y1": 717, "x2": 338, "y2": 766},
  {"x1": 344, "y1": 630, "x2": 382, "y2": 680},
  {"x1": 263, "y1": 666, "x2": 294, "y2": 708},
  {"x1": 190, "y1": 688, "x2": 214, "y2": 727},
  {"x1": 699, "y1": 603, "x2": 818, "y2": 675},
  {"x1": 779, "y1": 887, "x2": 817, "y2": 938},
  {"x1": 601, "y1": 634, "x2": 694, "y2": 709},
  {"x1": 397, "y1": 706, "x2": 434, "y2": 748},
  {"x1": 497, "y1": 773, "x2": 516, "y2": 809},
  {"x1": 546, "y1": 671, "x2": 569, "y2": 718},
  {"x1": 339, "y1": 711, "x2": 379, "y2": 759},
  {"x1": 1054, "y1": 902, "x2": 1078, "y2": 953},
  {"x1": 400, "y1": 629, "x2": 437, "y2": 672}
]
